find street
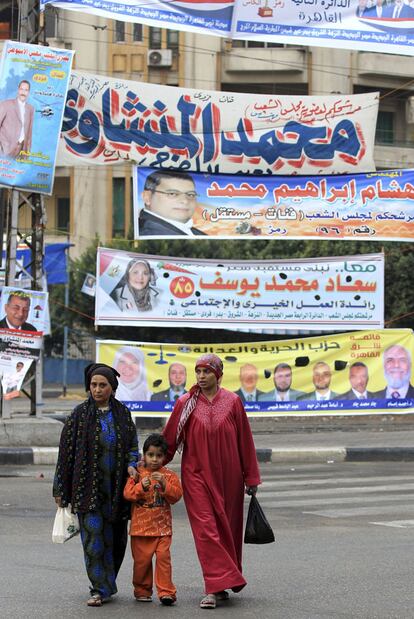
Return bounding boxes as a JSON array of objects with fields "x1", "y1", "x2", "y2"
[{"x1": 1, "y1": 462, "x2": 414, "y2": 618}]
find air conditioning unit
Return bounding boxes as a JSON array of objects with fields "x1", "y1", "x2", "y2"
[
  {"x1": 406, "y1": 96, "x2": 414, "y2": 124},
  {"x1": 147, "y1": 49, "x2": 173, "y2": 68}
]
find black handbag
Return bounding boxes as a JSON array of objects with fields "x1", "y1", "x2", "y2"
[{"x1": 244, "y1": 495, "x2": 275, "y2": 544}]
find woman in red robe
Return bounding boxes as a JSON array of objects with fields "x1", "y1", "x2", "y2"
[{"x1": 163, "y1": 354, "x2": 261, "y2": 609}]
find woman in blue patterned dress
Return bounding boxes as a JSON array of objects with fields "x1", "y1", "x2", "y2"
[{"x1": 53, "y1": 363, "x2": 139, "y2": 607}]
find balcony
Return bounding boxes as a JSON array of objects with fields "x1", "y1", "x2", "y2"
[{"x1": 357, "y1": 52, "x2": 414, "y2": 79}]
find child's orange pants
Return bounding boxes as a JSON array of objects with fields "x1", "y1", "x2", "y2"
[{"x1": 131, "y1": 535, "x2": 176, "y2": 600}]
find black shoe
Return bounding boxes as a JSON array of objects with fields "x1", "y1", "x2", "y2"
[{"x1": 160, "y1": 596, "x2": 175, "y2": 606}]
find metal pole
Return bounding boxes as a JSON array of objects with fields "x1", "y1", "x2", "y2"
[{"x1": 62, "y1": 282, "x2": 69, "y2": 397}]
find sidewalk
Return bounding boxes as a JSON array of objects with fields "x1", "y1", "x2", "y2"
[{"x1": 2, "y1": 388, "x2": 414, "y2": 465}]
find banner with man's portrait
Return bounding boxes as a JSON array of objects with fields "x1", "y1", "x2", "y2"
[
  {"x1": 95, "y1": 247, "x2": 384, "y2": 332},
  {"x1": 0, "y1": 286, "x2": 48, "y2": 358},
  {"x1": 0, "y1": 355, "x2": 33, "y2": 399},
  {"x1": 96, "y1": 329, "x2": 414, "y2": 415},
  {"x1": 0, "y1": 41, "x2": 74, "y2": 193},
  {"x1": 134, "y1": 167, "x2": 414, "y2": 241}
]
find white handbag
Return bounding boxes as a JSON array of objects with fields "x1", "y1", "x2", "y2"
[{"x1": 52, "y1": 506, "x2": 80, "y2": 543}]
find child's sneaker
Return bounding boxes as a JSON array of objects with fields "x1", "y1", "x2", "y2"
[
  {"x1": 160, "y1": 596, "x2": 175, "y2": 606},
  {"x1": 136, "y1": 596, "x2": 152, "y2": 602}
]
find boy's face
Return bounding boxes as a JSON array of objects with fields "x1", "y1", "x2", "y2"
[{"x1": 144, "y1": 445, "x2": 165, "y2": 471}]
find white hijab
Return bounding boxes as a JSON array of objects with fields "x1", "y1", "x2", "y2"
[{"x1": 113, "y1": 346, "x2": 152, "y2": 401}]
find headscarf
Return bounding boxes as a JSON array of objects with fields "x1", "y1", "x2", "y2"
[
  {"x1": 176, "y1": 354, "x2": 223, "y2": 451},
  {"x1": 125, "y1": 259, "x2": 157, "y2": 312},
  {"x1": 113, "y1": 346, "x2": 152, "y2": 401},
  {"x1": 84, "y1": 363, "x2": 120, "y2": 392}
]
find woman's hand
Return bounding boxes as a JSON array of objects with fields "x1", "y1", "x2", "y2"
[
  {"x1": 54, "y1": 496, "x2": 63, "y2": 507},
  {"x1": 128, "y1": 466, "x2": 139, "y2": 481},
  {"x1": 245, "y1": 485, "x2": 258, "y2": 496}
]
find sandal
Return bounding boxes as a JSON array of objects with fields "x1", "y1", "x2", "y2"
[
  {"x1": 200, "y1": 594, "x2": 216, "y2": 609},
  {"x1": 87, "y1": 594, "x2": 102, "y2": 607},
  {"x1": 216, "y1": 590, "x2": 229, "y2": 601}
]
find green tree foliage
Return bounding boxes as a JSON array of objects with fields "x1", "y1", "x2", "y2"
[{"x1": 45, "y1": 237, "x2": 414, "y2": 355}]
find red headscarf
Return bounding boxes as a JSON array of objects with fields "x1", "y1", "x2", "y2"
[{"x1": 175, "y1": 354, "x2": 223, "y2": 451}]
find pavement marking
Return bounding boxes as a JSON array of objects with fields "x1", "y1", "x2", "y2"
[
  {"x1": 258, "y1": 482, "x2": 414, "y2": 499},
  {"x1": 370, "y1": 520, "x2": 414, "y2": 528},
  {"x1": 302, "y1": 504, "x2": 414, "y2": 518},
  {"x1": 260, "y1": 493, "x2": 414, "y2": 509},
  {"x1": 261, "y1": 475, "x2": 414, "y2": 489}
]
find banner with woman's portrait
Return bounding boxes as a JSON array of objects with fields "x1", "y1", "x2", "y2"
[{"x1": 96, "y1": 329, "x2": 414, "y2": 415}]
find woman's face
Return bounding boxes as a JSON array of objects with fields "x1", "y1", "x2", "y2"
[
  {"x1": 195, "y1": 366, "x2": 218, "y2": 392},
  {"x1": 90, "y1": 374, "x2": 112, "y2": 406},
  {"x1": 128, "y1": 262, "x2": 150, "y2": 290},
  {"x1": 117, "y1": 352, "x2": 141, "y2": 384}
]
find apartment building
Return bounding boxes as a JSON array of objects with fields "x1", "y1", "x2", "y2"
[{"x1": 4, "y1": 7, "x2": 414, "y2": 257}]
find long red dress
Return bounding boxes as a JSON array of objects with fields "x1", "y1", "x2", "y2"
[{"x1": 163, "y1": 387, "x2": 261, "y2": 594}]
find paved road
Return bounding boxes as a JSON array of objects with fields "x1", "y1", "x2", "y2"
[{"x1": 2, "y1": 462, "x2": 414, "y2": 618}]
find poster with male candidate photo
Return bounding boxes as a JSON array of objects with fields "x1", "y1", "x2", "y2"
[
  {"x1": 95, "y1": 247, "x2": 384, "y2": 331},
  {"x1": 0, "y1": 41, "x2": 74, "y2": 194},
  {"x1": 0, "y1": 287, "x2": 48, "y2": 358},
  {"x1": 1, "y1": 356, "x2": 33, "y2": 400},
  {"x1": 96, "y1": 329, "x2": 414, "y2": 415},
  {"x1": 134, "y1": 167, "x2": 414, "y2": 241}
]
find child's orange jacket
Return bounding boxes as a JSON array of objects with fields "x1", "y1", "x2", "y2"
[{"x1": 123, "y1": 465, "x2": 182, "y2": 537}]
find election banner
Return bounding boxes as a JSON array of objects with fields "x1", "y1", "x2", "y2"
[
  {"x1": 96, "y1": 329, "x2": 414, "y2": 415},
  {"x1": 41, "y1": 0, "x2": 233, "y2": 37},
  {"x1": 0, "y1": 41, "x2": 74, "y2": 194},
  {"x1": 41, "y1": 0, "x2": 414, "y2": 56},
  {"x1": 1, "y1": 356, "x2": 33, "y2": 400},
  {"x1": 58, "y1": 70, "x2": 378, "y2": 175},
  {"x1": 0, "y1": 287, "x2": 48, "y2": 359},
  {"x1": 95, "y1": 247, "x2": 384, "y2": 331},
  {"x1": 231, "y1": 0, "x2": 414, "y2": 57},
  {"x1": 134, "y1": 167, "x2": 414, "y2": 241}
]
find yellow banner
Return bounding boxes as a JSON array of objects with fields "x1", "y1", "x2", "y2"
[{"x1": 96, "y1": 329, "x2": 414, "y2": 416}]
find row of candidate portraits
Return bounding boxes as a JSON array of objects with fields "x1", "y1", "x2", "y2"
[
  {"x1": 108, "y1": 344, "x2": 414, "y2": 403},
  {"x1": 356, "y1": 0, "x2": 414, "y2": 18}
]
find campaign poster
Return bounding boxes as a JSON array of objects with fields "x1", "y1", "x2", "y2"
[
  {"x1": 96, "y1": 329, "x2": 414, "y2": 415},
  {"x1": 134, "y1": 167, "x2": 414, "y2": 240},
  {"x1": 1, "y1": 355, "x2": 33, "y2": 399},
  {"x1": 95, "y1": 247, "x2": 384, "y2": 331},
  {"x1": 0, "y1": 41, "x2": 74, "y2": 194},
  {"x1": 58, "y1": 70, "x2": 378, "y2": 175}
]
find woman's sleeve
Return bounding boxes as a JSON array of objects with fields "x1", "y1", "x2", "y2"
[
  {"x1": 162, "y1": 399, "x2": 184, "y2": 464},
  {"x1": 234, "y1": 397, "x2": 261, "y2": 487},
  {"x1": 52, "y1": 410, "x2": 76, "y2": 505},
  {"x1": 126, "y1": 408, "x2": 140, "y2": 467}
]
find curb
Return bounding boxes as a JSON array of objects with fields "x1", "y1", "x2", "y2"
[{"x1": 3, "y1": 446, "x2": 414, "y2": 466}]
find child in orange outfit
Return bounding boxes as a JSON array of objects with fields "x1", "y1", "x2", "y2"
[{"x1": 123, "y1": 433, "x2": 182, "y2": 606}]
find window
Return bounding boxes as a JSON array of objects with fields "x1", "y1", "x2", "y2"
[
  {"x1": 167, "y1": 29, "x2": 179, "y2": 49},
  {"x1": 149, "y1": 27, "x2": 162, "y2": 49},
  {"x1": 232, "y1": 41, "x2": 284, "y2": 49},
  {"x1": 112, "y1": 178, "x2": 125, "y2": 237},
  {"x1": 376, "y1": 110, "x2": 394, "y2": 144},
  {"x1": 133, "y1": 23, "x2": 143, "y2": 42},
  {"x1": 57, "y1": 197, "x2": 70, "y2": 232},
  {"x1": 114, "y1": 20, "x2": 125, "y2": 42}
]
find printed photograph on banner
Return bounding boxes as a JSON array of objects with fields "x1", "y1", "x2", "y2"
[
  {"x1": 1, "y1": 356, "x2": 33, "y2": 400},
  {"x1": 81, "y1": 273, "x2": 96, "y2": 297},
  {"x1": 0, "y1": 286, "x2": 48, "y2": 333},
  {"x1": 58, "y1": 70, "x2": 378, "y2": 175},
  {"x1": 232, "y1": 0, "x2": 414, "y2": 56},
  {"x1": 0, "y1": 41, "x2": 74, "y2": 194},
  {"x1": 96, "y1": 329, "x2": 414, "y2": 415},
  {"x1": 95, "y1": 247, "x2": 384, "y2": 331},
  {"x1": 134, "y1": 167, "x2": 414, "y2": 240}
]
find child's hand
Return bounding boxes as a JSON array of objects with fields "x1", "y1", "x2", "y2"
[
  {"x1": 141, "y1": 477, "x2": 151, "y2": 491},
  {"x1": 151, "y1": 472, "x2": 166, "y2": 490}
]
